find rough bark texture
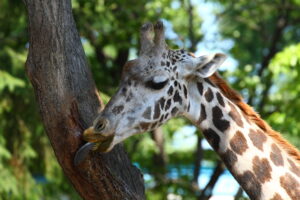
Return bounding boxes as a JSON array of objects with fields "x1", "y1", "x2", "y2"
[{"x1": 23, "y1": 0, "x2": 145, "y2": 199}]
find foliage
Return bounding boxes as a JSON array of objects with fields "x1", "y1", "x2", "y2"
[{"x1": 267, "y1": 43, "x2": 300, "y2": 146}]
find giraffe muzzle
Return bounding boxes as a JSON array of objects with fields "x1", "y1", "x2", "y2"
[
  {"x1": 83, "y1": 126, "x2": 115, "y2": 151},
  {"x1": 74, "y1": 125, "x2": 115, "y2": 165}
]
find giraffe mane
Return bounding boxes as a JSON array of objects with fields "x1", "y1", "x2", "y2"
[{"x1": 209, "y1": 73, "x2": 300, "y2": 163}]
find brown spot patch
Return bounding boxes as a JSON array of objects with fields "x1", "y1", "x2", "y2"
[
  {"x1": 230, "y1": 131, "x2": 248, "y2": 155},
  {"x1": 168, "y1": 86, "x2": 174, "y2": 95},
  {"x1": 212, "y1": 106, "x2": 230, "y2": 132},
  {"x1": 159, "y1": 97, "x2": 165, "y2": 109},
  {"x1": 204, "y1": 87, "x2": 214, "y2": 102},
  {"x1": 178, "y1": 84, "x2": 182, "y2": 90},
  {"x1": 122, "y1": 60, "x2": 136, "y2": 76},
  {"x1": 173, "y1": 91, "x2": 182, "y2": 104},
  {"x1": 112, "y1": 105, "x2": 124, "y2": 115},
  {"x1": 153, "y1": 102, "x2": 160, "y2": 119},
  {"x1": 270, "y1": 193, "x2": 283, "y2": 200},
  {"x1": 164, "y1": 113, "x2": 169, "y2": 120},
  {"x1": 208, "y1": 73, "x2": 300, "y2": 164},
  {"x1": 187, "y1": 102, "x2": 191, "y2": 112},
  {"x1": 183, "y1": 85, "x2": 188, "y2": 98},
  {"x1": 126, "y1": 92, "x2": 133, "y2": 102},
  {"x1": 165, "y1": 99, "x2": 171, "y2": 110},
  {"x1": 236, "y1": 170, "x2": 262, "y2": 200},
  {"x1": 221, "y1": 149, "x2": 238, "y2": 171},
  {"x1": 174, "y1": 81, "x2": 178, "y2": 87},
  {"x1": 270, "y1": 143, "x2": 284, "y2": 166},
  {"x1": 202, "y1": 128, "x2": 220, "y2": 151},
  {"x1": 248, "y1": 129, "x2": 267, "y2": 151},
  {"x1": 197, "y1": 82, "x2": 204, "y2": 95},
  {"x1": 171, "y1": 107, "x2": 179, "y2": 116},
  {"x1": 280, "y1": 173, "x2": 300, "y2": 200},
  {"x1": 142, "y1": 106, "x2": 152, "y2": 120},
  {"x1": 159, "y1": 115, "x2": 164, "y2": 123},
  {"x1": 198, "y1": 104, "x2": 207, "y2": 123},
  {"x1": 140, "y1": 122, "x2": 152, "y2": 131},
  {"x1": 150, "y1": 122, "x2": 158, "y2": 130},
  {"x1": 216, "y1": 92, "x2": 225, "y2": 107},
  {"x1": 252, "y1": 156, "x2": 272, "y2": 183},
  {"x1": 204, "y1": 78, "x2": 215, "y2": 87},
  {"x1": 288, "y1": 159, "x2": 300, "y2": 177},
  {"x1": 228, "y1": 102, "x2": 243, "y2": 127},
  {"x1": 121, "y1": 87, "x2": 127, "y2": 96}
]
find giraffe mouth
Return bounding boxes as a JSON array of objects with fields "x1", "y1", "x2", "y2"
[{"x1": 83, "y1": 127, "x2": 115, "y2": 152}]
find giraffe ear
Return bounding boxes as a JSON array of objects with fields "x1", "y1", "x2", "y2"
[{"x1": 195, "y1": 53, "x2": 226, "y2": 78}]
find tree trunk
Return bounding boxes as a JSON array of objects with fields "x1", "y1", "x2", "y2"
[
  {"x1": 150, "y1": 127, "x2": 167, "y2": 182},
  {"x1": 23, "y1": 0, "x2": 145, "y2": 199}
]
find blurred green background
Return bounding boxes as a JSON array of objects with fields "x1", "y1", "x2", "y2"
[{"x1": 1, "y1": 0, "x2": 300, "y2": 199}]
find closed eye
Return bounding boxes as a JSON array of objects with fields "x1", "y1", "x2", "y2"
[{"x1": 145, "y1": 79, "x2": 169, "y2": 90}]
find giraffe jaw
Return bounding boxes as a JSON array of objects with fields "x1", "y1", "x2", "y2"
[{"x1": 83, "y1": 127, "x2": 115, "y2": 152}]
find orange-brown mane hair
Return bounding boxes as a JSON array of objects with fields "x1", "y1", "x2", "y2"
[{"x1": 209, "y1": 73, "x2": 300, "y2": 163}]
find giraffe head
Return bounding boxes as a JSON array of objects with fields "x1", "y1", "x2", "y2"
[{"x1": 83, "y1": 21, "x2": 226, "y2": 152}]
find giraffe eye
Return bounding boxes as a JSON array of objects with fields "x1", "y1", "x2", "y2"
[{"x1": 145, "y1": 78, "x2": 169, "y2": 90}]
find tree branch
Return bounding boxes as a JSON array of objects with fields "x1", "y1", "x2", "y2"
[
  {"x1": 150, "y1": 127, "x2": 167, "y2": 181},
  {"x1": 23, "y1": 0, "x2": 145, "y2": 199},
  {"x1": 187, "y1": 0, "x2": 196, "y2": 52},
  {"x1": 193, "y1": 134, "x2": 203, "y2": 184},
  {"x1": 198, "y1": 160, "x2": 225, "y2": 200},
  {"x1": 234, "y1": 187, "x2": 244, "y2": 200},
  {"x1": 247, "y1": 4, "x2": 289, "y2": 106},
  {"x1": 254, "y1": 9, "x2": 290, "y2": 111}
]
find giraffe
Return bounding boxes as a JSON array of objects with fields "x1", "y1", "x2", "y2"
[{"x1": 75, "y1": 21, "x2": 300, "y2": 200}]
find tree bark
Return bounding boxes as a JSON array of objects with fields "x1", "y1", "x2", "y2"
[
  {"x1": 23, "y1": 0, "x2": 145, "y2": 199},
  {"x1": 150, "y1": 127, "x2": 167, "y2": 182}
]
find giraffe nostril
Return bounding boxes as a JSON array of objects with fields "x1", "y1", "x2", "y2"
[{"x1": 94, "y1": 118, "x2": 108, "y2": 132}]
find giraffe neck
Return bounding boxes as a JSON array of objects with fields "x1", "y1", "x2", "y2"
[{"x1": 184, "y1": 79, "x2": 300, "y2": 200}]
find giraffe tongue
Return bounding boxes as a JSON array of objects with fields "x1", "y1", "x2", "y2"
[
  {"x1": 74, "y1": 142, "x2": 95, "y2": 165},
  {"x1": 74, "y1": 134, "x2": 115, "y2": 165}
]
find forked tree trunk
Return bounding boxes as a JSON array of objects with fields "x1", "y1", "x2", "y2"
[{"x1": 23, "y1": 0, "x2": 145, "y2": 199}]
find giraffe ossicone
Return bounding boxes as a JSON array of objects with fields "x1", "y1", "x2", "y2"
[{"x1": 75, "y1": 21, "x2": 300, "y2": 200}]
